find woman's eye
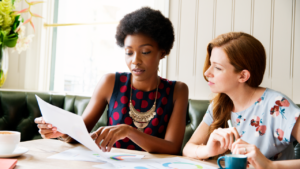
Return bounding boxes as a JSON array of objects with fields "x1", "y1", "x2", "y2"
[
  {"x1": 125, "y1": 53, "x2": 133, "y2": 56},
  {"x1": 215, "y1": 67, "x2": 221, "y2": 70},
  {"x1": 142, "y1": 51, "x2": 151, "y2": 55}
]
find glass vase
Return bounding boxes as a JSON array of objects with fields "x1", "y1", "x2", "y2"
[{"x1": 0, "y1": 47, "x2": 9, "y2": 87}]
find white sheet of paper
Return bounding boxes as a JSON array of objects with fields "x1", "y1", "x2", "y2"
[
  {"x1": 48, "y1": 147, "x2": 106, "y2": 163},
  {"x1": 93, "y1": 163, "x2": 117, "y2": 169},
  {"x1": 36, "y1": 95, "x2": 106, "y2": 157},
  {"x1": 48, "y1": 147, "x2": 144, "y2": 165}
]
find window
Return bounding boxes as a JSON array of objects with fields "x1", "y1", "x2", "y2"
[{"x1": 49, "y1": 0, "x2": 169, "y2": 95}]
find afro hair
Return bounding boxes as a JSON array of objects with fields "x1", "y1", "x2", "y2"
[{"x1": 115, "y1": 7, "x2": 175, "y2": 55}]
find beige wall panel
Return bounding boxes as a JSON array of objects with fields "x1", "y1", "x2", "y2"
[
  {"x1": 293, "y1": 0, "x2": 300, "y2": 103},
  {"x1": 215, "y1": 0, "x2": 232, "y2": 36},
  {"x1": 2, "y1": 51, "x2": 19, "y2": 89},
  {"x1": 234, "y1": 0, "x2": 251, "y2": 33},
  {"x1": 253, "y1": 0, "x2": 272, "y2": 88},
  {"x1": 194, "y1": 0, "x2": 214, "y2": 100},
  {"x1": 272, "y1": 0, "x2": 293, "y2": 98},
  {"x1": 178, "y1": 0, "x2": 197, "y2": 98},
  {"x1": 167, "y1": 0, "x2": 180, "y2": 81}
]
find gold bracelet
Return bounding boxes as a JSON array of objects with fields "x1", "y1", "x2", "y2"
[{"x1": 58, "y1": 135, "x2": 71, "y2": 142}]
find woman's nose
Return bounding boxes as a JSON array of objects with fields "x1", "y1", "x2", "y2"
[
  {"x1": 132, "y1": 53, "x2": 142, "y2": 65},
  {"x1": 204, "y1": 66, "x2": 213, "y2": 78}
]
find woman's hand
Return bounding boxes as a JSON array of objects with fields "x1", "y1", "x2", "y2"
[
  {"x1": 232, "y1": 139, "x2": 274, "y2": 169},
  {"x1": 91, "y1": 124, "x2": 133, "y2": 152},
  {"x1": 206, "y1": 127, "x2": 240, "y2": 157},
  {"x1": 34, "y1": 117, "x2": 64, "y2": 139}
]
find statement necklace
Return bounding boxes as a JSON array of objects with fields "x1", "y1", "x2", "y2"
[{"x1": 129, "y1": 78, "x2": 159, "y2": 132}]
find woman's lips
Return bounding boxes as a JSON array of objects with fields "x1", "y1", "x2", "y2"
[
  {"x1": 208, "y1": 81, "x2": 215, "y2": 85},
  {"x1": 132, "y1": 69, "x2": 145, "y2": 75}
]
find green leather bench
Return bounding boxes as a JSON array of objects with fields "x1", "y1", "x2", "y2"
[{"x1": 0, "y1": 90, "x2": 299, "y2": 158}]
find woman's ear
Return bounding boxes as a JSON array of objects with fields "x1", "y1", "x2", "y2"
[
  {"x1": 160, "y1": 50, "x2": 166, "y2": 59},
  {"x1": 238, "y1": 70, "x2": 251, "y2": 83}
]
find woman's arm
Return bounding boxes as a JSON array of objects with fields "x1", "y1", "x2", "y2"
[
  {"x1": 231, "y1": 116, "x2": 300, "y2": 169},
  {"x1": 271, "y1": 116, "x2": 300, "y2": 169},
  {"x1": 183, "y1": 121, "x2": 240, "y2": 159},
  {"x1": 81, "y1": 73, "x2": 115, "y2": 132},
  {"x1": 182, "y1": 122, "x2": 210, "y2": 159},
  {"x1": 34, "y1": 73, "x2": 114, "y2": 142}
]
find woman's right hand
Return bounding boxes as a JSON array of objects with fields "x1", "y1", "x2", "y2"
[
  {"x1": 205, "y1": 127, "x2": 240, "y2": 157},
  {"x1": 34, "y1": 117, "x2": 64, "y2": 139}
]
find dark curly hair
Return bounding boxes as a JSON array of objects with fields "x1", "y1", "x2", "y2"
[{"x1": 115, "y1": 7, "x2": 175, "y2": 55}]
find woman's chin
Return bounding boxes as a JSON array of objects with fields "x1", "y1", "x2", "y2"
[{"x1": 209, "y1": 87, "x2": 221, "y2": 94}]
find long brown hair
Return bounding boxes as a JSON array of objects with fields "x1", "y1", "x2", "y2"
[{"x1": 203, "y1": 32, "x2": 266, "y2": 134}]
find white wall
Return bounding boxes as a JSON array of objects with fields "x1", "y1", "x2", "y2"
[
  {"x1": 2, "y1": 0, "x2": 300, "y2": 104},
  {"x1": 167, "y1": 0, "x2": 300, "y2": 103},
  {"x1": 2, "y1": 0, "x2": 55, "y2": 91}
]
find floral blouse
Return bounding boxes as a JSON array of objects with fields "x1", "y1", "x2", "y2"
[{"x1": 203, "y1": 88, "x2": 300, "y2": 160}]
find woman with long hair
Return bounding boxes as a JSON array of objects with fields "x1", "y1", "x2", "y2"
[
  {"x1": 183, "y1": 32, "x2": 300, "y2": 168},
  {"x1": 35, "y1": 7, "x2": 188, "y2": 155}
]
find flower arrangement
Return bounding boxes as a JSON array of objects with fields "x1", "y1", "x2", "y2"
[
  {"x1": 0, "y1": 0, "x2": 43, "y2": 87},
  {"x1": 0, "y1": 0, "x2": 43, "y2": 54}
]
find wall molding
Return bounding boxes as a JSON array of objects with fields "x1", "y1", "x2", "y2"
[
  {"x1": 231, "y1": 0, "x2": 235, "y2": 31},
  {"x1": 250, "y1": 0, "x2": 255, "y2": 35},
  {"x1": 290, "y1": 0, "x2": 296, "y2": 79},
  {"x1": 269, "y1": 0, "x2": 275, "y2": 79},
  {"x1": 212, "y1": 0, "x2": 217, "y2": 39},
  {"x1": 193, "y1": 0, "x2": 199, "y2": 76},
  {"x1": 175, "y1": 0, "x2": 182, "y2": 77}
]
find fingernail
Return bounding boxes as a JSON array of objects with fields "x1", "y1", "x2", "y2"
[{"x1": 48, "y1": 124, "x2": 52, "y2": 128}]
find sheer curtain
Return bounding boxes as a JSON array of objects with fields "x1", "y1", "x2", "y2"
[{"x1": 50, "y1": 0, "x2": 169, "y2": 95}]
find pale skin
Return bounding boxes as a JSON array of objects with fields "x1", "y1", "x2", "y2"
[
  {"x1": 182, "y1": 46, "x2": 300, "y2": 169},
  {"x1": 35, "y1": 33, "x2": 188, "y2": 155}
]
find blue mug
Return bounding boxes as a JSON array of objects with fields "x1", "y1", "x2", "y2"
[{"x1": 217, "y1": 154, "x2": 247, "y2": 169}]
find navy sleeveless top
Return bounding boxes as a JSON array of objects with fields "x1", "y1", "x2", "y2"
[{"x1": 107, "y1": 72, "x2": 176, "y2": 151}]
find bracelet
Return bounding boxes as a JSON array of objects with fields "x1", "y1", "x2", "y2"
[{"x1": 58, "y1": 135, "x2": 71, "y2": 142}]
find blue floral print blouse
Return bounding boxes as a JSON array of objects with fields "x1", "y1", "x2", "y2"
[{"x1": 203, "y1": 88, "x2": 300, "y2": 160}]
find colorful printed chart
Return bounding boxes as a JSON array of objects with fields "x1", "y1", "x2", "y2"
[
  {"x1": 162, "y1": 162, "x2": 203, "y2": 169},
  {"x1": 110, "y1": 155, "x2": 142, "y2": 161},
  {"x1": 94, "y1": 157, "x2": 218, "y2": 169},
  {"x1": 48, "y1": 147, "x2": 144, "y2": 163}
]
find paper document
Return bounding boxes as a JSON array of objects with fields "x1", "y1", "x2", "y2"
[
  {"x1": 36, "y1": 95, "x2": 107, "y2": 157},
  {"x1": 48, "y1": 147, "x2": 144, "y2": 164},
  {"x1": 93, "y1": 157, "x2": 218, "y2": 169}
]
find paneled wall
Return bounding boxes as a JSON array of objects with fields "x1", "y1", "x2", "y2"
[{"x1": 167, "y1": 0, "x2": 300, "y2": 103}]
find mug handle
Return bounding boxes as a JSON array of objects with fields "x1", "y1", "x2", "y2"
[{"x1": 217, "y1": 156, "x2": 225, "y2": 169}]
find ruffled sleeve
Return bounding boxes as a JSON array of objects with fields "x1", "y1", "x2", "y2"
[{"x1": 270, "y1": 94, "x2": 300, "y2": 146}]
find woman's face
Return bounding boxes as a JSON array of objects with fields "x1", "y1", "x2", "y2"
[
  {"x1": 204, "y1": 47, "x2": 240, "y2": 93},
  {"x1": 124, "y1": 33, "x2": 164, "y2": 81}
]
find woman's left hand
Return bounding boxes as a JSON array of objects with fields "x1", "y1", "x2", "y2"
[
  {"x1": 231, "y1": 139, "x2": 274, "y2": 169},
  {"x1": 90, "y1": 124, "x2": 133, "y2": 152}
]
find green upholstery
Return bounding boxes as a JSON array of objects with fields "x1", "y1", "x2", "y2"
[
  {"x1": 0, "y1": 90, "x2": 299, "y2": 158},
  {"x1": 0, "y1": 91, "x2": 104, "y2": 141}
]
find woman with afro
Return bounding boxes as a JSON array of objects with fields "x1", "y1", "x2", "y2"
[{"x1": 35, "y1": 7, "x2": 188, "y2": 155}]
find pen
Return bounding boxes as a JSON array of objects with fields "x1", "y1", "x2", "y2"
[
  {"x1": 227, "y1": 119, "x2": 235, "y2": 142},
  {"x1": 227, "y1": 119, "x2": 233, "y2": 128}
]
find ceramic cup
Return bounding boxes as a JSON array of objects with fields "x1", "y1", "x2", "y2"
[
  {"x1": 0, "y1": 131, "x2": 20, "y2": 155},
  {"x1": 217, "y1": 154, "x2": 248, "y2": 169}
]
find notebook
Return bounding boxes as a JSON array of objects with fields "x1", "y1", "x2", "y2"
[{"x1": 0, "y1": 159, "x2": 17, "y2": 169}]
